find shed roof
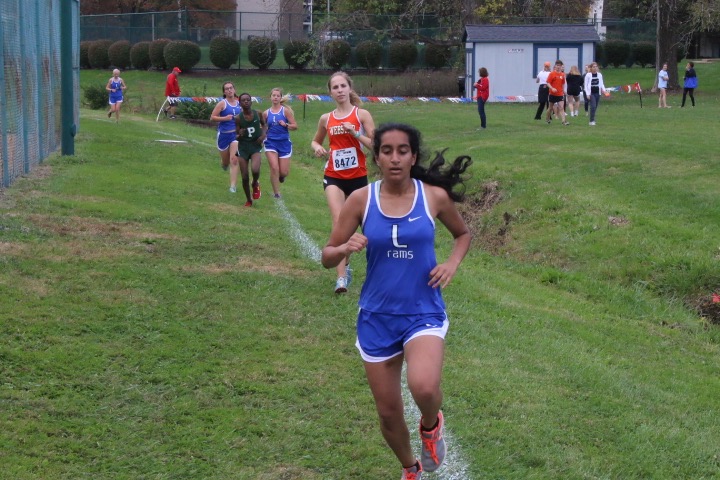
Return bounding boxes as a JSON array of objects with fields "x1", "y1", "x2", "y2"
[{"x1": 464, "y1": 24, "x2": 601, "y2": 43}]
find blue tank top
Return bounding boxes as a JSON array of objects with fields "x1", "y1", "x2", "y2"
[
  {"x1": 359, "y1": 179, "x2": 445, "y2": 314},
  {"x1": 218, "y1": 98, "x2": 240, "y2": 133},
  {"x1": 265, "y1": 106, "x2": 289, "y2": 141},
  {"x1": 109, "y1": 80, "x2": 123, "y2": 98}
]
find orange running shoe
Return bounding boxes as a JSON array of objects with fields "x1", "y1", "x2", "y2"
[
  {"x1": 401, "y1": 461, "x2": 422, "y2": 479},
  {"x1": 252, "y1": 181, "x2": 261, "y2": 200}
]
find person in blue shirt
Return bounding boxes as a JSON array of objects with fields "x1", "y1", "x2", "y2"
[
  {"x1": 210, "y1": 82, "x2": 241, "y2": 193},
  {"x1": 263, "y1": 87, "x2": 298, "y2": 198},
  {"x1": 681, "y1": 61, "x2": 698, "y2": 108},
  {"x1": 106, "y1": 69, "x2": 127, "y2": 121},
  {"x1": 321, "y1": 123, "x2": 472, "y2": 479}
]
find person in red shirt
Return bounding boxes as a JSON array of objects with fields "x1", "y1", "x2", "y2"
[
  {"x1": 546, "y1": 60, "x2": 569, "y2": 126},
  {"x1": 473, "y1": 67, "x2": 490, "y2": 129},
  {"x1": 164, "y1": 67, "x2": 181, "y2": 119}
]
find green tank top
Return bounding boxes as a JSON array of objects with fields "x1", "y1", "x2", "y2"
[{"x1": 236, "y1": 110, "x2": 262, "y2": 143}]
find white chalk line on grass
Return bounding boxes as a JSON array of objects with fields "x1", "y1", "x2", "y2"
[
  {"x1": 274, "y1": 197, "x2": 471, "y2": 479},
  {"x1": 152, "y1": 130, "x2": 215, "y2": 149}
]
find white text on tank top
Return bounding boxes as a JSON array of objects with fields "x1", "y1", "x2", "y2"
[
  {"x1": 359, "y1": 179, "x2": 445, "y2": 314},
  {"x1": 218, "y1": 99, "x2": 240, "y2": 133},
  {"x1": 266, "y1": 106, "x2": 288, "y2": 141},
  {"x1": 327, "y1": 108, "x2": 361, "y2": 172}
]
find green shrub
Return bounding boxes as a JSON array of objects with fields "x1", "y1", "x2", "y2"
[
  {"x1": 424, "y1": 43, "x2": 452, "y2": 70},
  {"x1": 283, "y1": 40, "x2": 314, "y2": 70},
  {"x1": 80, "y1": 41, "x2": 92, "y2": 69},
  {"x1": 149, "y1": 39, "x2": 171, "y2": 70},
  {"x1": 176, "y1": 86, "x2": 214, "y2": 120},
  {"x1": 389, "y1": 41, "x2": 418, "y2": 71},
  {"x1": 355, "y1": 40, "x2": 382, "y2": 70},
  {"x1": 632, "y1": 42, "x2": 655, "y2": 68},
  {"x1": 83, "y1": 84, "x2": 109, "y2": 110},
  {"x1": 595, "y1": 43, "x2": 607, "y2": 68},
  {"x1": 88, "y1": 39, "x2": 113, "y2": 69},
  {"x1": 248, "y1": 37, "x2": 278, "y2": 70},
  {"x1": 130, "y1": 42, "x2": 151, "y2": 70},
  {"x1": 209, "y1": 35, "x2": 240, "y2": 69},
  {"x1": 108, "y1": 40, "x2": 131, "y2": 69},
  {"x1": 603, "y1": 39, "x2": 631, "y2": 68},
  {"x1": 164, "y1": 40, "x2": 201, "y2": 72},
  {"x1": 323, "y1": 39, "x2": 351, "y2": 71}
]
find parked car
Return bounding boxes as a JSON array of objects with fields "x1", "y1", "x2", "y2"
[{"x1": 320, "y1": 31, "x2": 352, "y2": 42}]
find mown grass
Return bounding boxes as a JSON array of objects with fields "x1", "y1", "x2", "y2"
[{"x1": 2, "y1": 61, "x2": 720, "y2": 479}]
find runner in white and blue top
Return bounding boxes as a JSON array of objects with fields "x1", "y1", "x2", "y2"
[
  {"x1": 105, "y1": 69, "x2": 127, "y2": 121},
  {"x1": 263, "y1": 88, "x2": 297, "y2": 198},
  {"x1": 360, "y1": 178, "x2": 445, "y2": 315},
  {"x1": 210, "y1": 82, "x2": 241, "y2": 192},
  {"x1": 321, "y1": 123, "x2": 472, "y2": 478}
]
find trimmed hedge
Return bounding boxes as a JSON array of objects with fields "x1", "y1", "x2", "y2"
[
  {"x1": 80, "y1": 41, "x2": 92, "y2": 69},
  {"x1": 355, "y1": 40, "x2": 382, "y2": 70},
  {"x1": 323, "y1": 40, "x2": 351, "y2": 71},
  {"x1": 632, "y1": 42, "x2": 655, "y2": 68},
  {"x1": 603, "y1": 40, "x2": 631, "y2": 68},
  {"x1": 389, "y1": 41, "x2": 418, "y2": 72},
  {"x1": 130, "y1": 42, "x2": 151, "y2": 70},
  {"x1": 283, "y1": 40, "x2": 314, "y2": 70},
  {"x1": 164, "y1": 40, "x2": 201, "y2": 72},
  {"x1": 108, "y1": 40, "x2": 131, "y2": 69},
  {"x1": 88, "y1": 39, "x2": 113, "y2": 69},
  {"x1": 209, "y1": 35, "x2": 240, "y2": 69},
  {"x1": 248, "y1": 37, "x2": 278, "y2": 69},
  {"x1": 424, "y1": 43, "x2": 452, "y2": 70},
  {"x1": 149, "y1": 39, "x2": 171, "y2": 70}
]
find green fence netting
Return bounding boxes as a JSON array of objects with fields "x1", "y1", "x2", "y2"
[{"x1": 1, "y1": 0, "x2": 80, "y2": 189}]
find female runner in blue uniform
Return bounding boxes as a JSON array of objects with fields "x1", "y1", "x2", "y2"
[
  {"x1": 106, "y1": 69, "x2": 127, "y2": 121},
  {"x1": 263, "y1": 88, "x2": 297, "y2": 199},
  {"x1": 321, "y1": 123, "x2": 472, "y2": 480},
  {"x1": 210, "y1": 82, "x2": 241, "y2": 193}
]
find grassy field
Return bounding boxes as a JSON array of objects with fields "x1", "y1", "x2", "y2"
[{"x1": 2, "y1": 62, "x2": 720, "y2": 479}]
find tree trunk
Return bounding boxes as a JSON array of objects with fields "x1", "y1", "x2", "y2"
[{"x1": 656, "y1": 0, "x2": 680, "y2": 89}]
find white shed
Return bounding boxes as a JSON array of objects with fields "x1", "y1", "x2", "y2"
[{"x1": 463, "y1": 24, "x2": 601, "y2": 102}]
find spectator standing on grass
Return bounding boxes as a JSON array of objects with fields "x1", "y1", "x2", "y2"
[
  {"x1": 164, "y1": 66, "x2": 181, "y2": 119},
  {"x1": 546, "y1": 60, "x2": 569, "y2": 126},
  {"x1": 534, "y1": 61, "x2": 552, "y2": 120},
  {"x1": 582, "y1": 64, "x2": 591, "y2": 115},
  {"x1": 321, "y1": 122, "x2": 472, "y2": 480},
  {"x1": 658, "y1": 63, "x2": 670, "y2": 108},
  {"x1": 681, "y1": 61, "x2": 697, "y2": 108},
  {"x1": 210, "y1": 82, "x2": 241, "y2": 191},
  {"x1": 263, "y1": 88, "x2": 298, "y2": 199},
  {"x1": 235, "y1": 93, "x2": 267, "y2": 207},
  {"x1": 473, "y1": 67, "x2": 490, "y2": 129},
  {"x1": 584, "y1": 62, "x2": 607, "y2": 126},
  {"x1": 106, "y1": 69, "x2": 126, "y2": 121},
  {"x1": 565, "y1": 65, "x2": 583, "y2": 117},
  {"x1": 311, "y1": 71, "x2": 376, "y2": 294}
]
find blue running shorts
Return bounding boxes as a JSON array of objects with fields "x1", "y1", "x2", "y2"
[
  {"x1": 355, "y1": 309, "x2": 449, "y2": 363},
  {"x1": 216, "y1": 131, "x2": 237, "y2": 151},
  {"x1": 263, "y1": 138, "x2": 293, "y2": 158}
]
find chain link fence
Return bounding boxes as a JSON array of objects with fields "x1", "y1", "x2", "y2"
[{"x1": 1, "y1": 0, "x2": 80, "y2": 189}]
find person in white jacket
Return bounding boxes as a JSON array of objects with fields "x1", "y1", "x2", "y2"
[{"x1": 583, "y1": 62, "x2": 607, "y2": 126}]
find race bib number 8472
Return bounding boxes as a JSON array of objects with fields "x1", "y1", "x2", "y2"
[{"x1": 332, "y1": 147, "x2": 358, "y2": 171}]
